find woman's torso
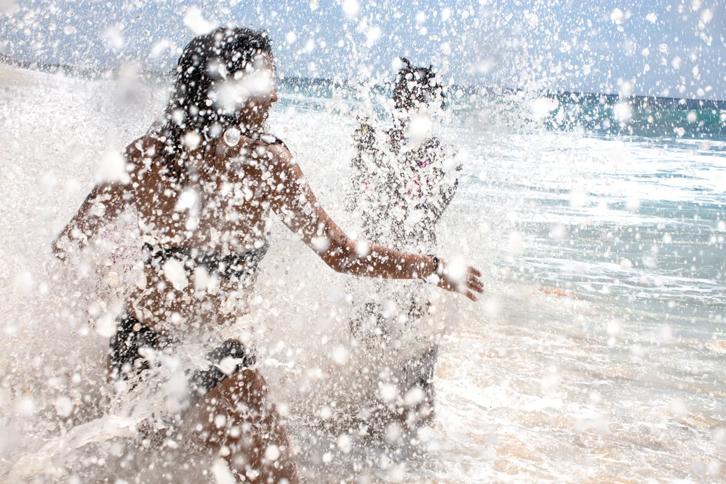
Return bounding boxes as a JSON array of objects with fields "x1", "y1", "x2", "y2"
[
  {"x1": 349, "y1": 124, "x2": 454, "y2": 252},
  {"x1": 124, "y1": 133, "x2": 278, "y2": 331}
]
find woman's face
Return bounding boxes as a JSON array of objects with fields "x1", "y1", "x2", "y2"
[
  {"x1": 210, "y1": 52, "x2": 278, "y2": 129},
  {"x1": 238, "y1": 53, "x2": 278, "y2": 128}
]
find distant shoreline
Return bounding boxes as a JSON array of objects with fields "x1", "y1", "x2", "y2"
[
  {"x1": 1, "y1": 53, "x2": 724, "y2": 107},
  {"x1": 0, "y1": 52, "x2": 110, "y2": 79}
]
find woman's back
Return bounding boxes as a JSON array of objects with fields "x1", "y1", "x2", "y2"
[{"x1": 128, "y1": 134, "x2": 273, "y2": 251}]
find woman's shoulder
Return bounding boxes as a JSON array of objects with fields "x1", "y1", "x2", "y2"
[
  {"x1": 255, "y1": 132, "x2": 293, "y2": 162},
  {"x1": 217, "y1": 131, "x2": 293, "y2": 165},
  {"x1": 121, "y1": 135, "x2": 169, "y2": 179},
  {"x1": 422, "y1": 137, "x2": 459, "y2": 160},
  {"x1": 238, "y1": 132, "x2": 290, "y2": 154},
  {"x1": 125, "y1": 134, "x2": 165, "y2": 160},
  {"x1": 235, "y1": 132, "x2": 297, "y2": 181},
  {"x1": 258, "y1": 132, "x2": 288, "y2": 148},
  {"x1": 421, "y1": 136, "x2": 444, "y2": 151}
]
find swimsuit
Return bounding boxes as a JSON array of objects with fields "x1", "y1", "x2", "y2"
[
  {"x1": 109, "y1": 244, "x2": 269, "y2": 391},
  {"x1": 110, "y1": 131, "x2": 283, "y2": 392},
  {"x1": 109, "y1": 311, "x2": 255, "y2": 394},
  {"x1": 142, "y1": 242, "x2": 270, "y2": 280}
]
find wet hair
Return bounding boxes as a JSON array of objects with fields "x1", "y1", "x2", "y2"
[
  {"x1": 154, "y1": 27, "x2": 273, "y2": 173},
  {"x1": 393, "y1": 58, "x2": 444, "y2": 110}
]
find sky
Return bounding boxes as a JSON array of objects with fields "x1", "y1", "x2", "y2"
[{"x1": 0, "y1": 0, "x2": 723, "y2": 99}]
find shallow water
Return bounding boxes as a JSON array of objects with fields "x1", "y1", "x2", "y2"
[{"x1": 0, "y1": 65, "x2": 724, "y2": 482}]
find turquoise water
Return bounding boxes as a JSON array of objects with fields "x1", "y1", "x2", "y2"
[
  {"x1": 543, "y1": 93, "x2": 726, "y2": 140},
  {"x1": 481, "y1": 134, "x2": 726, "y2": 332},
  {"x1": 276, "y1": 78, "x2": 726, "y2": 140}
]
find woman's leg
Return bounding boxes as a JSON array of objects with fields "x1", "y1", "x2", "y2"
[
  {"x1": 186, "y1": 368, "x2": 298, "y2": 483},
  {"x1": 109, "y1": 317, "x2": 294, "y2": 482}
]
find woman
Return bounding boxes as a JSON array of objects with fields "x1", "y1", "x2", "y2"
[
  {"x1": 345, "y1": 59, "x2": 460, "y2": 430},
  {"x1": 346, "y1": 58, "x2": 458, "y2": 248},
  {"x1": 52, "y1": 28, "x2": 482, "y2": 482}
]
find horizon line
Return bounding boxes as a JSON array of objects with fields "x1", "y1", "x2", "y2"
[{"x1": 1, "y1": 52, "x2": 724, "y2": 106}]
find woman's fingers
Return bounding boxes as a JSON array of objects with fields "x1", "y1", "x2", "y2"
[
  {"x1": 436, "y1": 264, "x2": 484, "y2": 301},
  {"x1": 468, "y1": 270, "x2": 482, "y2": 285},
  {"x1": 467, "y1": 267, "x2": 484, "y2": 294}
]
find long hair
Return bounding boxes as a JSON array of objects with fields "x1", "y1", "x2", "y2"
[
  {"x1": 393, "y1": 57, "x2": 444, "y2": 111},
  {"x1": 153, "y1": 27, "x2": 272, "y2": 175}
]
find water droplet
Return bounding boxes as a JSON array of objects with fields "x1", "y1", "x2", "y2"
[
  {"x1": 337, "y1": 434, "x2": 352, "y2": 453},
  {"x1": 264, "y1": 444, "x2": 280, "y2": 461},
  {"x1": 55, "y1": 396, "x2": 74, "y2": 417},
  {"x1": 223, "y1": 127, "x2": 241, "y2": 147}
]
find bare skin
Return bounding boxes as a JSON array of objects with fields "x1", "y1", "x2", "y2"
[{"x1": 52, "y1": 54, "x2": 483, "y2": 483}]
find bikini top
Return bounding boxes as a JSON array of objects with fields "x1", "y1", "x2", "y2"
[
  {"x1": 137, "y1": 130, "x2": 287, "y2": 281},
  {"x1": 143, "y1": 242, "x2": 270, "y2": 281}
]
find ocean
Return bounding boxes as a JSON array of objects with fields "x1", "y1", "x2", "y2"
[{"x1": 0, "y1": 64, "x2": 724, "y2": 482}]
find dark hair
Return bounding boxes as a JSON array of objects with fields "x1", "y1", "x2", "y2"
[
  {"x1": 154, "y1": 27, "x2": 273, "y2": 173},
  {"x1": 393, "y1": 57, "x2": 444, "y2": 110}
]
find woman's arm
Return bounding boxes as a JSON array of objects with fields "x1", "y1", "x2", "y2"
[
  {"x1": 266, "y1": 144, "x2": 483, "y2": 300},
  {"x1": 52, "y1": 183, "x2": 131, "y2": 259},
  {"x1": 52, "y1": 146, "x2": 138, "y2": 260}
]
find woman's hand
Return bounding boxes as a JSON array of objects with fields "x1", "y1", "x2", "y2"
[
  {"x1": 434, "y1": 261, "x2": 484, "y2": 302},
  {"x1": 51, "y1": 235, "x2": 70, "y2": 262}
]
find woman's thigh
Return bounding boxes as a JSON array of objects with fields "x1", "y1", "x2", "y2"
[{"x1": 185, "y1": 368, "x2": 298, "y2": 482}]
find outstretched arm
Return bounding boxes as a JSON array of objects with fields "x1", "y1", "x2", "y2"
[
  {"x1": 266, "y1": 144, "x2": 483, "y2": 300},
  {"x1": 51, "y1": 147, "x2": 138, "y2": 260},
  {"x1": 52, "y1": 182, "x2": 131, "y2": 260}
]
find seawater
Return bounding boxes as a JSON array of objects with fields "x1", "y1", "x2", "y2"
[{"x1": 0, "y1": 65, "x2": 724, "y2": 482}]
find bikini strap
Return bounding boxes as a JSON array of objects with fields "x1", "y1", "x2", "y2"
[{"x1": 259, "y1": 132, "x2": 290, "y2": 151}]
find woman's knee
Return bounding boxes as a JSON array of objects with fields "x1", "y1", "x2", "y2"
[{"x1": 190, "y1": 369, "x2": 272, "y2": 438}]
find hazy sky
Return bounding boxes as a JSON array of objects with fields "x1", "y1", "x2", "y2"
[{"x1": 0, "y1": 0, "x2": 723, "y2": 99}]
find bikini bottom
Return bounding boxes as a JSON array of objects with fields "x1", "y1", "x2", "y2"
[{"x1": 108, "y1": 311, "x2": 256, "y2": 396}]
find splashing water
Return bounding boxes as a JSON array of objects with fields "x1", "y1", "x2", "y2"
[
  {"x1": 0, "y1": 56, "x2": 724, "y2": 482},
  {"x1": 1, "y1": 0, "x2": 725, "y2": 479}
]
